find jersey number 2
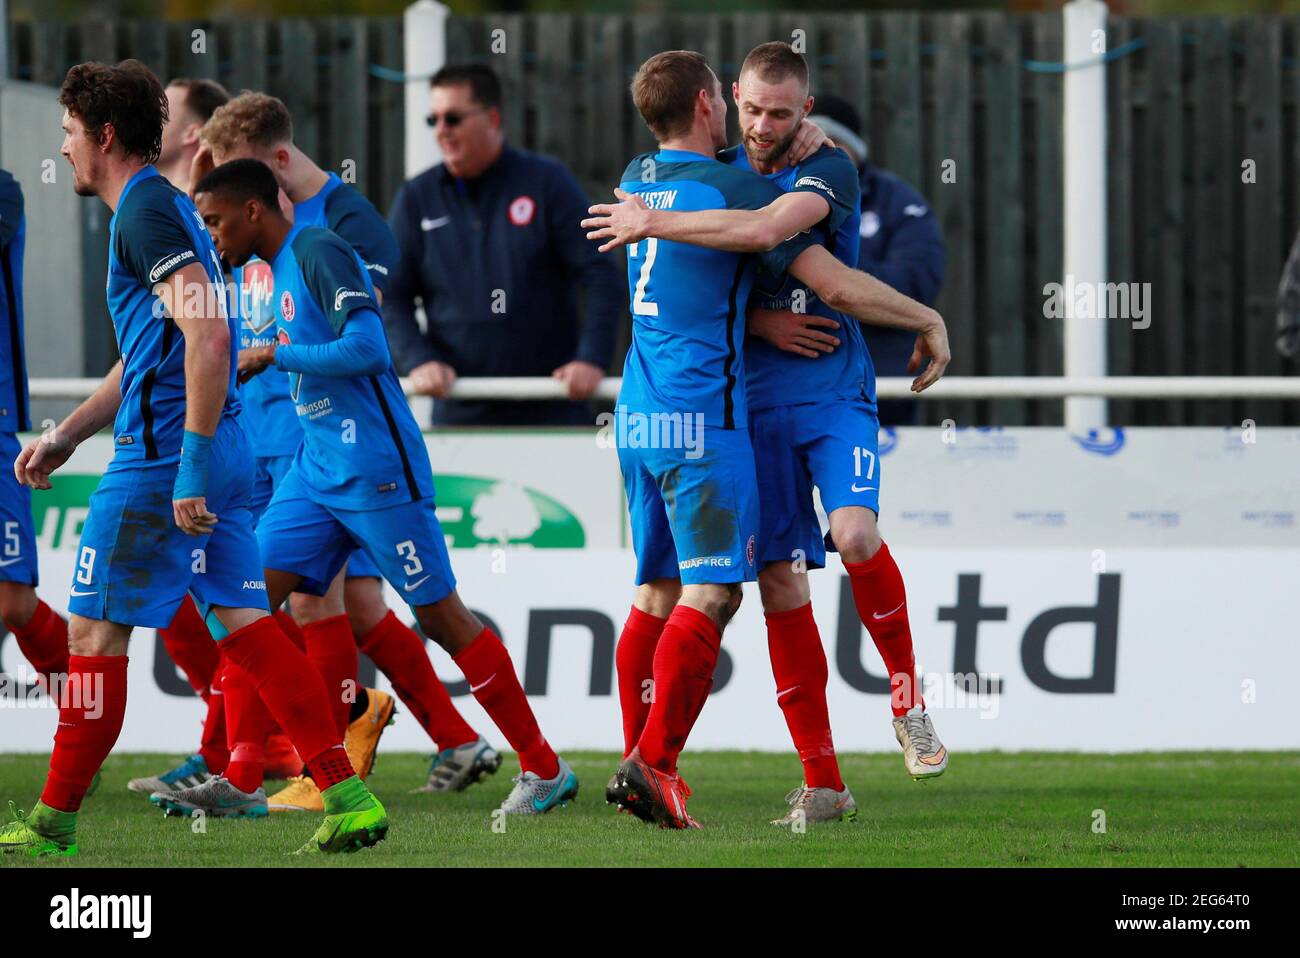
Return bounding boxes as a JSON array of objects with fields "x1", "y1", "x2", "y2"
[{"x1": 629, "y1": 238, "x2": 659, "y2": 317}]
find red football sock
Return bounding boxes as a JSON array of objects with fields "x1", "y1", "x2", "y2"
[
  {"x1": 258, "y1": 616, "x2": 295, "y2": 743},
  {"x1": 308, "y1": 746, "x2": 354, "y2": 790},
  {"x1": 265, "y1": 610, "x2": 301, "y2": 739},
  {"x1": 302, "y1": 614, "x2": 358, "y2": 738},
  {"x1": 358, "y1": 611, "x2": 477, "y2": 751},
  {"x1": 41, "y1": 655, "x2": 128, "y2": 812},
  {"x1": 199, "y1": 659, "x2": 229, "y2": 776},
  {"x1": 273, "y1": 609, "x2": 306, "y2": 651},
  {"x1": 217, "y1": 615, "x2": 344, "y2": 771},
  {"x1": 615, "y1": 605, "x2": 667, "y2": 757},
  {"x1": 224, "y1": 742, "x2": 265, "y2": 794},
  {"x1": 636, "y1": 605, "x2": 722, "y2": 774},
  {"x1": 766, "y1": 603, "x2": 843, "y2": 790},
  {"x1": 453, "y1": 628, "x2": 557, "y2": 778},
  {"x1": 844, "y1": 542, "x2": 923, "y2": 716},
  {"x1": 9, "y1": 600, "x2": 69, "y2": 693},
  {"x1": 221, "y1": 660, "x2": 273, "y2": 792},
  {"x1": 159, "y1": 594, "x2": 220, "y2": 701}
]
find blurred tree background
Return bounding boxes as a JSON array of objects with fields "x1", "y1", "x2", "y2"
[{"x1": 10, "y1": 0, "x2": 1300, "y2": 22}]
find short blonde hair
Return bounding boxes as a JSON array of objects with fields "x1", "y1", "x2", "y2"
[
  {"x1": 201, "y1": 91, "x2": 292, "y2": 154},
  {"x1": 631, "y1": 51, "x2": 715, "y2": 142}
]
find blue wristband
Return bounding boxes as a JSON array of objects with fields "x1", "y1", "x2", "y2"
[{"x1": 174, "y1": 430, "x2": 214, "y2": 500}]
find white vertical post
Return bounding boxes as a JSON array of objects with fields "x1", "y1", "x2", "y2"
[
  {"x1": 404, "y1": 1, "x2": 449, "y2": 426},
  {"x1": 404, "y1": 0, "x2": 449, "y2": 180},
  {"x1": 1062, "y1": 0, "x2": 1109, "y2": 429}
]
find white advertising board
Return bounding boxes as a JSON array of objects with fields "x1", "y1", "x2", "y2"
[{"x1": 2, "y1": 428, "x2": 1297, "y2": 752}]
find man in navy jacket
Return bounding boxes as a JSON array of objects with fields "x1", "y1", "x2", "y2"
[{"x1": 384, "y1": 64, "x2": 625, "y2": 426}]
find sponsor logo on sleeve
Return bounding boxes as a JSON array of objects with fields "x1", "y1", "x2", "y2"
[
  {"x1": 334, "y1": 287, "x2": 370, "y2": 311},
  {"x1": 794, "y1": 175, "x2": 834, "y2": 197},
  {"x1": 148, "y1": 249, "x2": 196, "y2": 283}
]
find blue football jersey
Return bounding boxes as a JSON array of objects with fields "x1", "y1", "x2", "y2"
[
  {"x1": 0, "y1": 170, "x2": 30, "y2": 433},
  {"x1": 236, "y1": 174, "x2": 398, "y2": 458},
  {"x1": 108, "y1": 167, "x2": 237, "y2": 463},
  {"x1": 616, "y1": 149, "x2": 815, "y2": 430},
  {"x1": 270, "y1": 224, "x2": 432, "y2": 510},
  {"x1": 724, "y1": 145, "x2": 872, "y2": 410}
]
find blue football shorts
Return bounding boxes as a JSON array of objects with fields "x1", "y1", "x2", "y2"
[
  {"x1": 748, "y1": 396, "x2": 881, "y2": 570},
  {"x1": 257, "y1": 463, "x2": 455, "y2": 606},
  {"x1": 68, "y1": 417, "x2": 269, "y2": 628},
  {"x1": 253, "y1": 452, "x2": 381, "y2": 580},
  {"x1": 619, "y1": 423, "x2": 759, "y2": 586},
  {"x1": 0, "y1": 432, "x2": 39, "y2": 587}
]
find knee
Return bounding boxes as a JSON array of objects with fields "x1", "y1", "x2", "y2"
[
  {"x1": 414, "y1": 593, "x2": 482, "y2": 654},
  {"x1": 634, "y1": 579, "x2": 681, "y2": 619},
  {"x1": 721, "y1": 583, "x2": 744, "y2": 623},
  {"x1": 833, "y1": 524, "x2": 883, "y2": 564},
  {"x1": 291, "y1": 592, "x2": 345, "y2": 626},
  {"x1": 758, "y1": 567, "x2": 810, "y2": 614},
  {"x1": 67, "y1": 620, "x2": 115, "y2": 657},
  {"x1": 0, "y1": 585, "x2": 36, "y2": 629},
  {"x1": 687, "y1": 583, "x2": 743, "y2": 628},
  {"x1": 344, "y1": 579, "x2": 387, "y2": 637}
]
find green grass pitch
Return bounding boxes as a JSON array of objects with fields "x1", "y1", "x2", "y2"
[{"x1": 2, "y1": 751, "x2": 1297, "y2": 867}]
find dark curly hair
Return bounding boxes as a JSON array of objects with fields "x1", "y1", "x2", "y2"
[{"x1": 59, "y1": 59, "x2": 167, "y2": 163}]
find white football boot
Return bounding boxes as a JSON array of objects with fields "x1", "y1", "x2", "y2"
[
  {"x1": 770, "y1": 783, "x2": 858, "y2": 827},
  {"x1": 892, "y1": 705, "x2": 948, "y2": 780}
]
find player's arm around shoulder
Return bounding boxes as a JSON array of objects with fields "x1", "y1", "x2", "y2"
[
  {"x1": 786, "y1": 245, "x2": 951, "y2": 392},
  {"x1": 582, "y1": 175, "x2": 826, "y2": 254}
]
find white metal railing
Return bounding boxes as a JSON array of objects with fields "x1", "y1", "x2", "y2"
[{"x1": 25, "y1": 376, "x2": 1300, "y2": 403}]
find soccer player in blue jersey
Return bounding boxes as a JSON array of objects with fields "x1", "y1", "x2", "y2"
[
  {"x1": 592, "y1": 50, "x2": 950, "y2": 829},
  {"x1": 0, "y1": 61, "x2": 386, "y2": 857},
  {"x1": 0, "y1": 169, "x2": 72, "y2": 696},
  {"x1": 148, "y1": 94, "x2": 498, "y2": 814},
  {"x1": 193, "y1": 158, "x2": 577, "y2": 817}
]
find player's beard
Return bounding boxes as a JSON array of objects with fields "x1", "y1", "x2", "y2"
[
  {"x1": 69, "y1": 161, "x2": 97, "y2": 197},
  {"x1": 744, "y1": 122, "x2": 799, "y2": 167}
]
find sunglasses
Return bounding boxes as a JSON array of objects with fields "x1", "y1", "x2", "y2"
[{"x1": 425, "y1": 107, "x2": 487, "y2": 129}]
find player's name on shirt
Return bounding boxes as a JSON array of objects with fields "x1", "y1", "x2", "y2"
[{"x1": 638, "y1": 188, "x2": 679, "y2": 210}]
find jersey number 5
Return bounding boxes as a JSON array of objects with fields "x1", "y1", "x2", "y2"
[{"x1": 629, "y1": 238, "x2": 659, "y2": 317}]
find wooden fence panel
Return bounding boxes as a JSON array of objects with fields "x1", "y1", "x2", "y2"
[
  {"x1": 1108, "y1": 17, "x2": 1137, "y2": 427},
  {"x1": 6, "y1": 12, "x2": 1299, "y2": 426},
  {"x1": 1031, "y1": 12, "x2": 1065, "y2": 424},
  {"x1": 929, "y1": 13, "x2": 977, "y2": 430},
  {"x1": 1241, "y1": 17, "x2": 1284, "y2": 427},
  {"x1": 979, "y1": 13, "x2": 1027, "y2": 426}
]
